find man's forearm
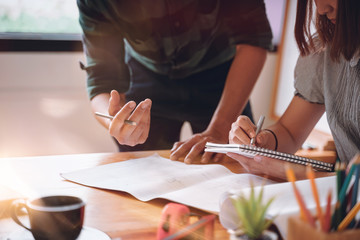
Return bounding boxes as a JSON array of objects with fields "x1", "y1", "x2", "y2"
[{"x1": 207, "y1": 44, "x2": 267, "y2": 138}]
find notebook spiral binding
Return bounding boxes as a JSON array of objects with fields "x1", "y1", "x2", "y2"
[
  {"x1": 240, "y1": 145, "x2": 333, "y2": 171},
  {"x1": 204, "y1": 142, "x2": 334, "y2": 172}
]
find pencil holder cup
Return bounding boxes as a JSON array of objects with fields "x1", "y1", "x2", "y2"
[{"x1": 287, "y1": 217, "x2": 360, "y2": 240}]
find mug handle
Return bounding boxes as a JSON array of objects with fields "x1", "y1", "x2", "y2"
[{"x1": 10, "y1": 199, "x2": 32, "y2": 232}]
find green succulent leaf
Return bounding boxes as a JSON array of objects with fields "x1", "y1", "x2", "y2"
[{"x1": 231, "y1": 185, "x2": 276, "y2": 239}]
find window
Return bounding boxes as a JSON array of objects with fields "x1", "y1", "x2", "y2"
[
  {"x1": 0, "y1": 0, "x2": 82, "y2": 51},
  {"x1": 0, "y1": 0, "x2": 286, "y2": 52}
]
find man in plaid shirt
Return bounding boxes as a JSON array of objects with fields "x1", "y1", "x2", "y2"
[{"x1": 77, "y1": 0, "x2": 272, "y2": 163}]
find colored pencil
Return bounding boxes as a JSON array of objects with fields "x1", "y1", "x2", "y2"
[
  {"x1": 338, "y1": 155, "x2": 360, "y2": 227},
  {"x1": 349, "y1": 163, "x2": 360, "y2": 228},
  {"x1": 350, "y1": 161, "x2": 360, "y2": 209},
  {"x1": 285, "y1": 165, "x2": 316, "y2": 227},
  {"x1": 340, "y1": 154, "x2": 360, "y2": 203},
  {"x1": 338, "y1": 201, "x2": 360, "y2": 231},
  {"x1": 306, "y1": 165, "x2": 324, "y2": 230},
  {"x1": 335, "y1": 161, "x2": 341, "y2": 196},
  {"x1": 332, "y1": 155, "x2": 360, "y2": 230},
  {"x1": 338, "y1": 163, "x2": 356, "y2": 205},
  {"x1": 331, "y1": 162, "x2": 346, "y2": 229},
  {"x1": 323, "y1": 189, "x2": 332, "y2": 232}
]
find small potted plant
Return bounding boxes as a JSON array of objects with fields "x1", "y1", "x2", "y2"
[{"x1": 228, "y1": 185, "x2": 277, "y2": 240}]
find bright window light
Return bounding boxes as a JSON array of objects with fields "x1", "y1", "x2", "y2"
[{"x1": 0, "y1": 0, "x2": 81, "y2": 34}]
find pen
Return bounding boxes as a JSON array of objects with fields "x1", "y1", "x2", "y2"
[
  {"x1": 95, "y1": 112, "x2": 137, "y2": 126},
  {"x1": 250, "y1": 115, "x2": 265, "y2": 146}
]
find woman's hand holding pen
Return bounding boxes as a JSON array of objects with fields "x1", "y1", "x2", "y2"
[
  {"x1": 227, "y1": 115, "x2": 292, "y2": 180},
  {"x1": 228, "y1": 115, "x2": 277, "y2": 176},
  {"x1": 107, "y1": 90, "x2": 152, "y2": 146},
  {"x1": 227, "y1": 115, "x2": 331, "y2": 180},
  {"x1": 229, "y1": 115, "x2": 276, "y2": 150}
]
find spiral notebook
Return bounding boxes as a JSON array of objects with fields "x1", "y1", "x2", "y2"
[{"x1": 205, "y1": 142, "x2": 334, "y2": 172}]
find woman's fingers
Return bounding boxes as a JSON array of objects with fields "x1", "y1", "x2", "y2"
[{"x1": 229, "y1": 116, "x2": 256, "y2": 144}]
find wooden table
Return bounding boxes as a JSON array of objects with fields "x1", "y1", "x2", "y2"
[
  {"x1": 0, "y1": 150, "x2": 248, "y2": 240},
  {"x1": 0, "y1": 149, "x2": 336, "y2": 239}
]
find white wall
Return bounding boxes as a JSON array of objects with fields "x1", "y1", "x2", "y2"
[
  {"x1": 250, "y1": 52, "x2": 277, "y2": 127},
  {"x1": 272, "y1": 0, "x2": 330, "y2": 134},
  {"x1": 0, "y1": 51, "x2": 278, "y2": 158},
  {"x1": 0, "y1": 52, "x2": 118, "y2": 157}
]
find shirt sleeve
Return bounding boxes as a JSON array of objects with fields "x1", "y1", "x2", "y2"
[
  {"x1": 77, "y1": 0, "x2": 130, "y2": 100},
  {"x1": 220, "y1": 0, "x2": 273, "y2": 51},
  {"x1": 294, "y1": 52, "x2": 325, "y2": 104}
]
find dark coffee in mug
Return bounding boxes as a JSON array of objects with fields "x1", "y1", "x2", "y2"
[{"x1": 11, "y1": 195, "x2": 85, "y2": 240}]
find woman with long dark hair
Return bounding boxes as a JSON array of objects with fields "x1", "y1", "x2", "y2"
[{"x1": 228, "y1": 0, "x2": 360, "y2": 180}]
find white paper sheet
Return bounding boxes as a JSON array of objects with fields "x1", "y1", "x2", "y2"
[{"x1": 60, "y1": 154, "x2": 275, "y2": 213}]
